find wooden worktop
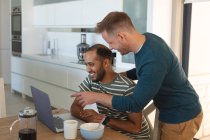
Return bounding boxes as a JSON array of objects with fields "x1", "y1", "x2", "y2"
[{"x1": 0, "y1": 116, "x2": 132, "y2": 140}]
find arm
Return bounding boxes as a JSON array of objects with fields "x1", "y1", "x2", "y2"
[
  {"x1": 71, "y1": 99, "x2": 104, "y2": 122},
  {"x1": 72, "y1": 91, "x2": 113, "y2": 108},
  {"x1": 106, "y1": 112, "x2": 142, "y2": 134},
  {"x1": 70, "y1": 99, "x2": 86, "y2": 121},
  {"x1": 71, "y1": 98, "x2": 143, "y2": 134},
  {"x1": 71, "y1": 97, "x2": 107, "y2": 123},
  {"x1": 113, "y1": 60, "x2": 167, "y2": 112},
  {"x1": 119, "y1": 68, "x2": 137, "y2": 80},
  {"x1": 126, "y1": 68, "x2": 137, "y2": 80}
]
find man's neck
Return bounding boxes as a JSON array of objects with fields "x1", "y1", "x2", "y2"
[
  {"x1": 130, "y1": 32, "x2": 145, "y2": 53},
  {"x1": 100, "y1": 71, "x2": 117, "y2": 84}
]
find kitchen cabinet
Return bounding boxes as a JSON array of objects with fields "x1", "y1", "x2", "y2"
[
  {"x1": 67, "y1": 67, "x2": 87, "y2": 91},
  {"x1": 34, "y1": 0, "x2": 71, "y2": 5},
  {"x1": 33, "y1": 4, "x2": 55, "y2": 26},
  {"x1": 11, "y1": 56, "x2": 87, "y2": 109},
  {"x1": 54, "y1": 0, "x2": 83, "y2": 26},
  {"x1": 82, "y1": 0, "x2": 123, "y2": 27},
  {"x1": 33, "y1": 0, "x2": 123, "y2": 27},
  {"x1": 12, "y1": 57, "x2": 69, "y2": 88}
]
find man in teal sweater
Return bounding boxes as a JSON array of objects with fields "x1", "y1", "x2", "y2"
[{"x1": 72, "y1": 12, "x2": 203, "y2": 140}]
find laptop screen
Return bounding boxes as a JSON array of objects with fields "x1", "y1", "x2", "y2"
[{"x1": 31, "y1": 86, "x2": 57, "y2": 132}]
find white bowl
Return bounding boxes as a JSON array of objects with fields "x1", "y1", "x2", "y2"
[{"x1": 80, "y1": 123, "x2": 104, "y2": 140}]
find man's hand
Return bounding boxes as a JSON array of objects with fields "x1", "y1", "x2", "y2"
[
  {"x1": 80, "y1": 109, "x2": 104, "y2": 123},
  {"x1": 71, "y1": 91, "x2": 113, "y2": 108},
  {"x1": 71, "y1": 91, "x2": 99, "y2": 107}
]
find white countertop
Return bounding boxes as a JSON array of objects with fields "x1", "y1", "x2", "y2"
[
  {"x1": 20, "y1": 54, "x2": 128, "y2": 72},
  {"x1": 21, "y1": 54, "x2": 86, "y2": 70}
]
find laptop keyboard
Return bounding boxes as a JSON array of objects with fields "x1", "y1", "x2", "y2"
[{"x1": 53, "y1": 117, "x2": 64, "y2": 129}]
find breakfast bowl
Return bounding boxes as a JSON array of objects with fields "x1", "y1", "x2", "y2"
[{"x1": 80, "y1": 123, "x2": 104, "y2": 140}]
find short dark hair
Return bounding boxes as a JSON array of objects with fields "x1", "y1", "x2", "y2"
[
  {"x1": 96, "y1": 11, "x2": 135, "y2": 35},
  {"x1": 86, "y1": 44, "x2": 112, "y2": 61}
]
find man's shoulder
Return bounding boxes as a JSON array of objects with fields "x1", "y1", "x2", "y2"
[{"x1": 117, "y1": 74, "x2": 136, "y2": 87}]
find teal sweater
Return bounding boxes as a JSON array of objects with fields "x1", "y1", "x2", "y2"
[{"x1": 112, "y1": 33, "x2": 202, "y2": 123}]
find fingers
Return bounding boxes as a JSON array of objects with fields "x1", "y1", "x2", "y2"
[
  {"x1": 71, "y1": 92, "x2": 81, "y2": 98},
  {"x1": 80, "y1": 110, "x2": 95, "y2": 119},
  {"x1": 79, "y1": 110, "x2": 102, "y2": 123},
  {"x1": 71, "y1": 92, "x2": 96, "y2": 107},
  {"x1": 76, "y1": 97, "x2": 86, "y2": 107}
]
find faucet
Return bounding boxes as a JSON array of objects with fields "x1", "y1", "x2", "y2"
[{"x1": 51, "y1": 39, "x2": 58, "y2": 55}]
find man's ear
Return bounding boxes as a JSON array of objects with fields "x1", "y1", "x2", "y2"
[
  {"x1": 103, "y1": 58, "x2": 110, "y2": 68},
  {"x1": 117, "y1": 31, "x2": 126, "y2": 41}
]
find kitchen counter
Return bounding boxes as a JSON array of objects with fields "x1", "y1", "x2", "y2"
[
  {"x1": 21, "y1": 54, "x2": 87, "y2": 70},
  {"x1": 20, "y1": 54, "x2": 128, "y2": 72}
]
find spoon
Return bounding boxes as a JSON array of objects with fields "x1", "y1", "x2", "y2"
[{"x1": 94, "y1": 117, "x2": 105, "y2": 130}]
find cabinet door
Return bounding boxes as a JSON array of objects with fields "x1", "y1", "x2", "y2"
[
  {"x1": 34, "y1": 0, "x2": 123, "y2": 27},
  {"x1": 33, "y1": 4, "x2": 55, "y2": 26},
  {"x1": 34, "y1": 0, "x2": 71, "y2": 5},
  {"x1": 55, "y1": 1, "x2": 83, "y2": 26},
  {"x1": 11, "y1": 57, "x2": 69, "y2": 88},
  {"x1": 68, "y1": 67, "x2": 88, "y2": 92},
  {"x1": 82, "y1": 0, "x2": 123, "y2": 27},
  {"x1": 11, "y1": 73, "x2": 24, "y2": 93}
]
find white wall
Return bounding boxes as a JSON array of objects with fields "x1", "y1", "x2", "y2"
[
  {"x1": 0, "y1": 0, "x2": 11, "y2": 84},
  {"x1": 188, "y1": 2, "x2": 210, "y2": 138},
  {"x1": 147, "y1": 0, "x2": 172, "y2": 46},
  {"x1": 47, "y1": 32, "x2": 108, "y2": 58},
  {"x1": 189, "y1": 2, "x2": 210, "y2": 75}
]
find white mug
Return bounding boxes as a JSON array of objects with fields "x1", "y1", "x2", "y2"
[{"x1": 64, "y1": 120, "x2": 78, "y2": 139}]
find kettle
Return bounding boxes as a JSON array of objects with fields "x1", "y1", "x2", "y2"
[
  {"x1": 10, "y1": 107, "x2": 37, "y2": 140},
  {"x1": 77, "y1": 34, "x2": 89, "y2": 61}
]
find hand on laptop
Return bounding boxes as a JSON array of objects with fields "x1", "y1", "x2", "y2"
[{"x1": 52, "y1": 108, "x2": 70, "y2": 115}]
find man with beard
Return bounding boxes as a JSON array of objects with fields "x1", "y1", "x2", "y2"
[{"x1": 71, "y1": 44, "x2": 150, "y2": 140}]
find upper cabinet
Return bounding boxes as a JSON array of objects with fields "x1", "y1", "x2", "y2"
[
  {"x1": 33, "y1": 0, "x2": 123, "y2": 27},
  {"x1": 54, "y1": 0, "x2": 83, "y2": 26},
  {"x1": 82, "y1": 0, "x2": 123, "y2": 27},
  {"x1": 33, "y1": 4, "x2": 55, "y2": 26},
  {"x1": 34, "y1": 0, "x2": 71, "y2": 5}
]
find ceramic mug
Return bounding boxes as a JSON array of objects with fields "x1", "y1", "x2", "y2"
[{"x1": 64, "y1": 120, "x2": 78, "y2": 139}]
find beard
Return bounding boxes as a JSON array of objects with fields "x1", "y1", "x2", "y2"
[{"x1": 92, "y1": 67, "x2": 105, "y2": 82}]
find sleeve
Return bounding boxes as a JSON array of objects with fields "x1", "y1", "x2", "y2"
[
  {"x1": 79, "y1": 76, "x2": 92, "y2": 92},
  {"x1": 126, "y1": 68, "x2": 137, "y2": 80},
  {"x1": 112, "y1": 59, "x2": 168, "y2": 112}
]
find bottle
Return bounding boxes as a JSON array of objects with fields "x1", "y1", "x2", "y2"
[{"x1": 77, "y1": 34, "x2": 90, "y2": 61}]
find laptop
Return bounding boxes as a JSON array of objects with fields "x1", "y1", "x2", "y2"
[{"x1": 31, "y1": 86, "x2": 84, "y2": 133}]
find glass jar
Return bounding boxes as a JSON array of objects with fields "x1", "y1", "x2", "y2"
[{"x1": 10, "y1": 107, "x2": 37, "y2": 140}]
